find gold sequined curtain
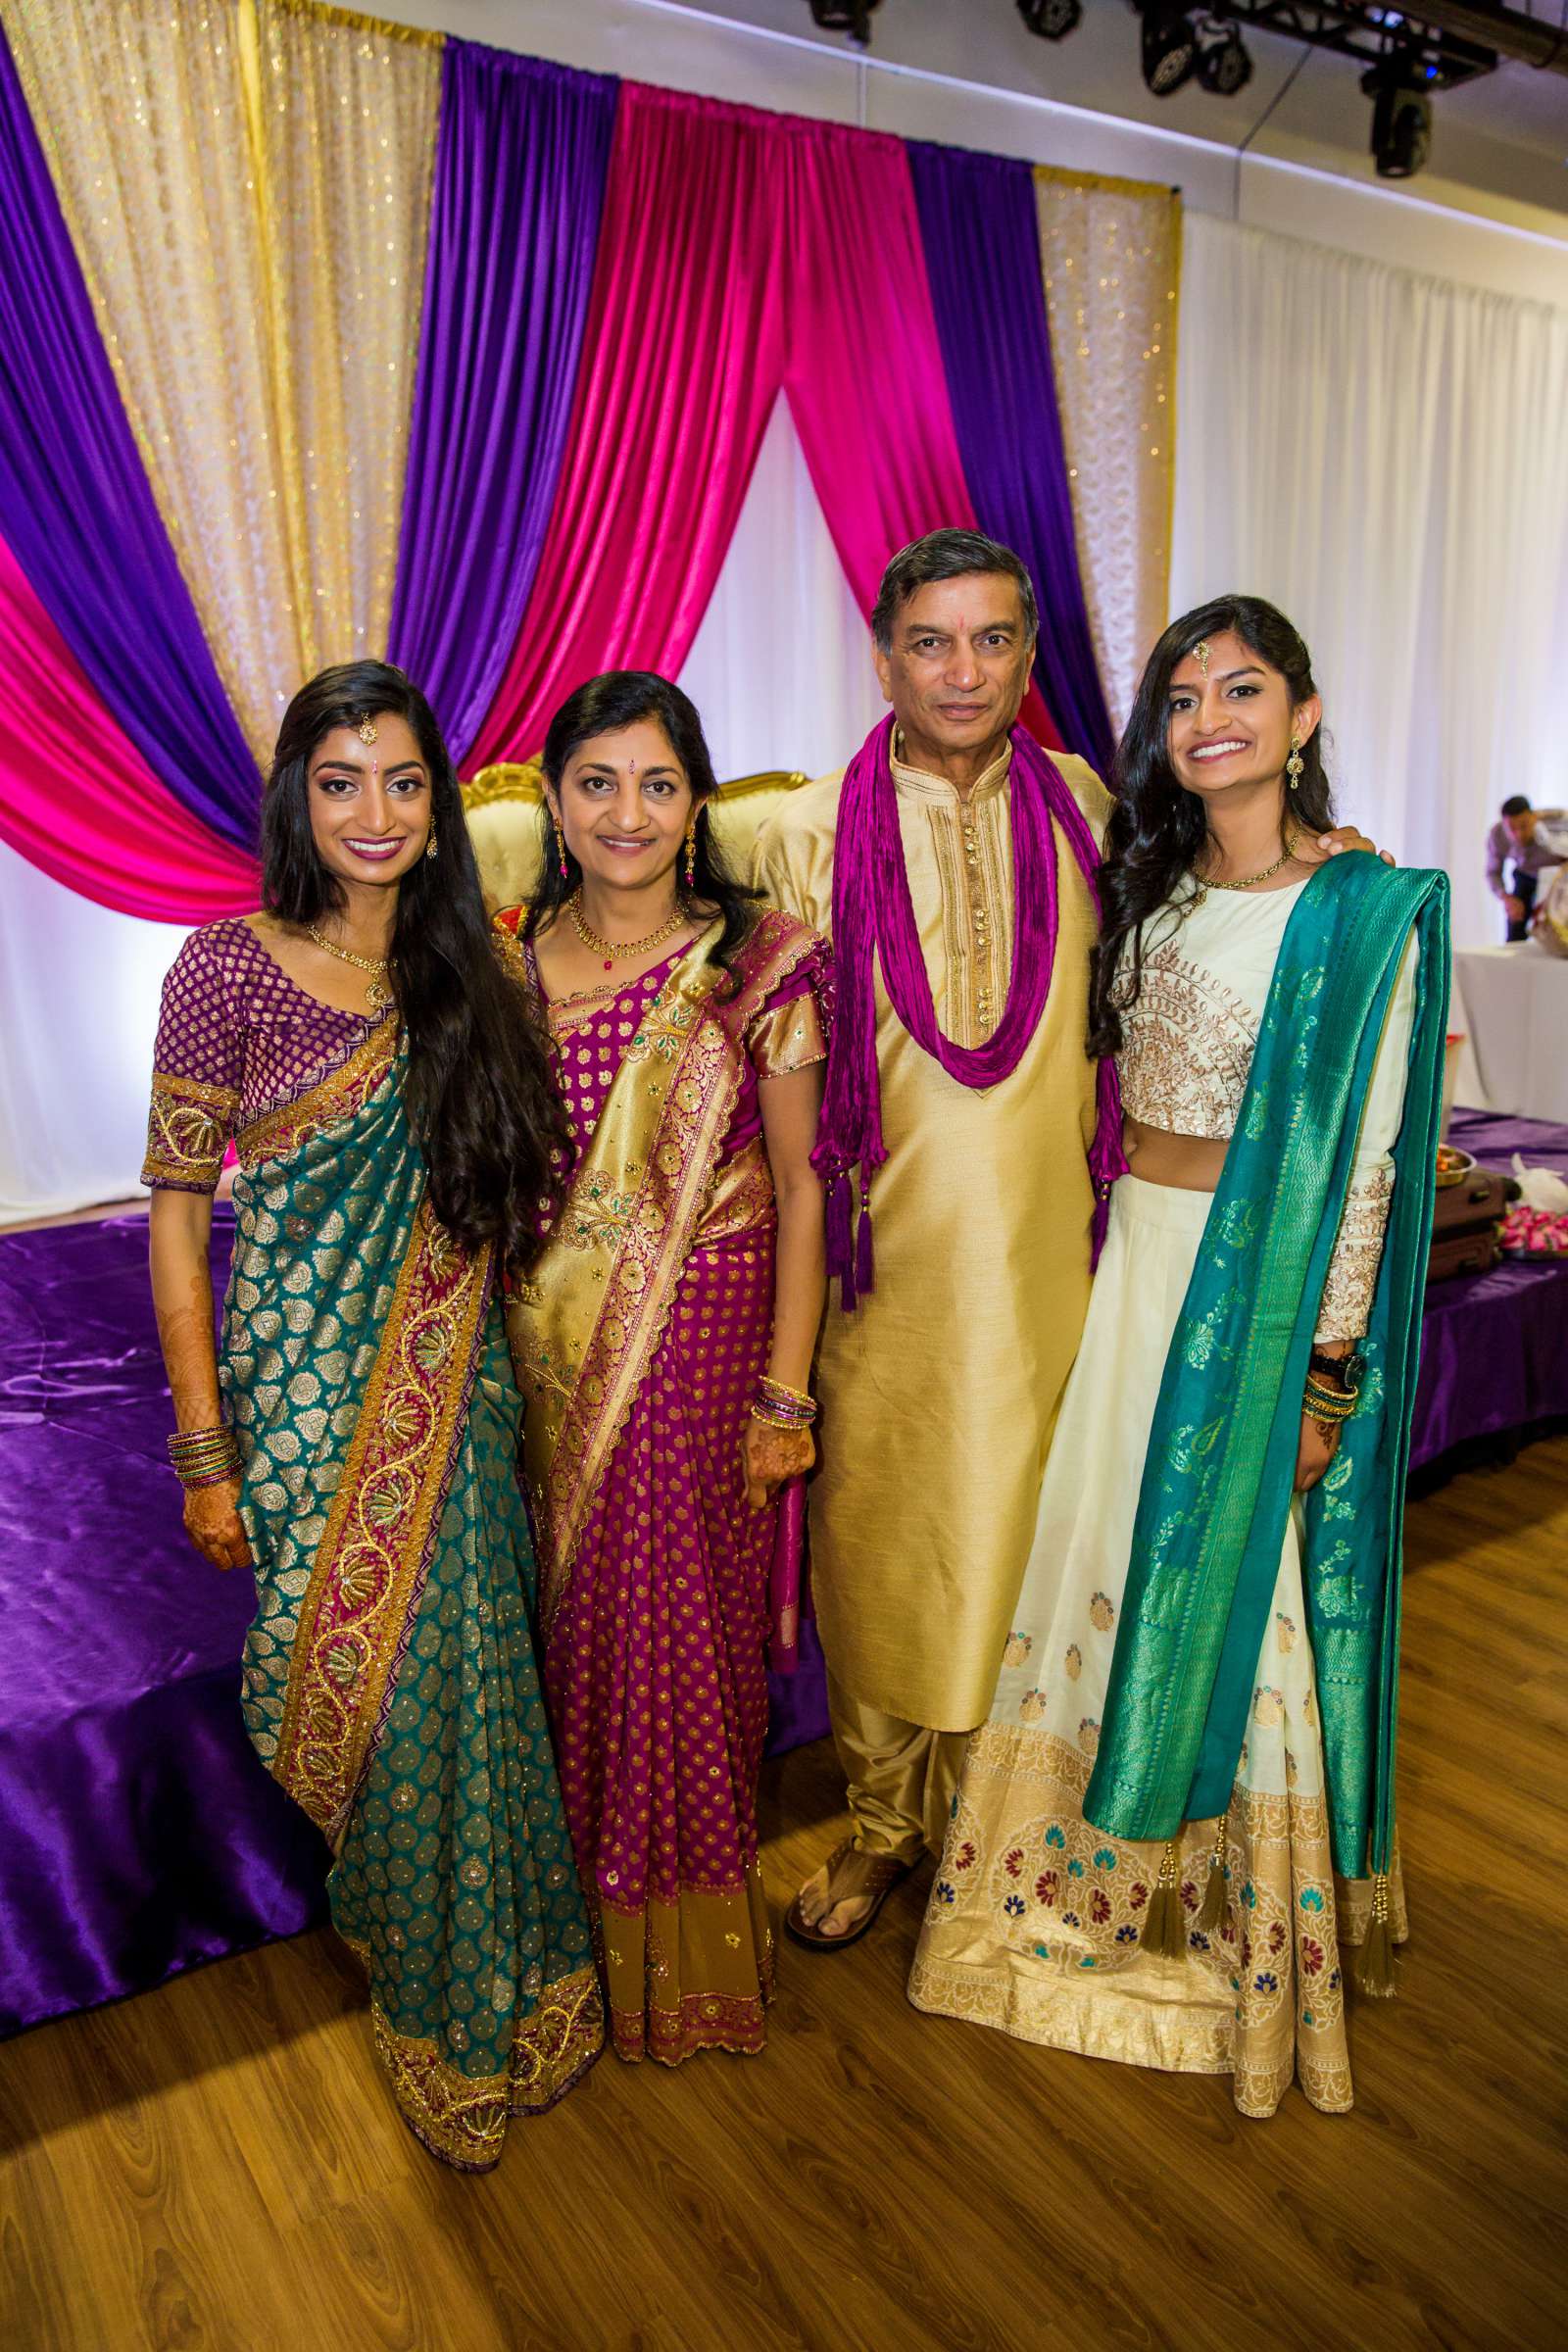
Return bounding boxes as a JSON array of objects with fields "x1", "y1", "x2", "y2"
[
  {"x1": 1035, "y1": 169, "x2": 1181, "y2": 731},
  {"x1": 1, "y1": 0, "x2": 440, "y2": 763}
]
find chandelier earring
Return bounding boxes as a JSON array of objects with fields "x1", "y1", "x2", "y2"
[
  {"x1": 424, "y1": 823, "x2": 437, "y2": 861},
  {"x1": 551, "y1": 808, "x2": 569, "y2": 883},
  {"x1": 684, "y1": 812, "x2": 699, "y2": 891},
  {"x1": 1286, "y1": 730, "x2": 1305, "y2": 789}
]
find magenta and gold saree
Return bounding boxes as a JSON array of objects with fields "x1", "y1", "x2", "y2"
[{"x1": 498, "y1": 906, "x2": 830, "y2": 2065}]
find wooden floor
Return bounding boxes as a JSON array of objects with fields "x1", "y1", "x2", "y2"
[{"x1": 4, "y1": 1441, "x2": 1566, "y2": 2352}]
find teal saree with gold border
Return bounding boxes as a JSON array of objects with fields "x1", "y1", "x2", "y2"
[{"x1": 220, "y1": 1019, "x2": 602, "y2": 2167}]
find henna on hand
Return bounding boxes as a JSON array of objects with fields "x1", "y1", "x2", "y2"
[
  {"x1": 742, "y1": 1420, "x2": 815, "y2": 1510},
  {"x1": 183, "y1": 1476, "x2": 252, "y2": 1572}
]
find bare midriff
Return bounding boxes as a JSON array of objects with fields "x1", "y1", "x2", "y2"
[{"x1": 1122, "y1": 1115, "x2": 1228, "y2": 1194}]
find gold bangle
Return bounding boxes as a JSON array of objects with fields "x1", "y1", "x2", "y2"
[{"x1": 749, "y1": 1403, "x2": 815, "y2": 1432}]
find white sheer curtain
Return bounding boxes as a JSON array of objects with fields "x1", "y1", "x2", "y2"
[
  {"x1": 1171, "y1": 215, "x2": 1568, "y2": 952},
  {"x1": 678, "y1": 392, "x2": 885, "y2": 781},
  {"x1": 0, "y1": 396, "x2": 879, "y2": 1221}
]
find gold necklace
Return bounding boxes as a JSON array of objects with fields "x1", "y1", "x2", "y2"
[
  {"x1": 1195, "y1": 822, "x2": 1301, "y2": 901},
  {"x1": 307, "y1": 922, "x2": 393, "y2": 1011},
  {"x1": 567, "y1": 891, "x2": 686, "y2": 973}
]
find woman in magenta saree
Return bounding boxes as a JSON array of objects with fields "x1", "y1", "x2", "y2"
[{"x1": 499, "y1": 673, "x2": 830, "y2": 2066}]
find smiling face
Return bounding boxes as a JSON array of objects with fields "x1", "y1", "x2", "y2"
[
  {"x1": 547, "y1": 716, "x2": 694, "y2": 899},
  {"x1": 1164, "y1": 629, "x2": 1320, "y2": 807},
  {"x1": 872, "y1": 572, "x2": 1035, "y2": 774},
  {"x1": 307, "y1": 716, "x2": 432, "y2": 889}
]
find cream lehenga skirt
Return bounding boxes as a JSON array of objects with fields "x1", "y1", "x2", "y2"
[{"x1": 907, "y1": 1176, "x2": 1401, "y2": 2118}]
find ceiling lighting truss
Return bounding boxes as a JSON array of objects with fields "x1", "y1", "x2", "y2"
[{"x1": 1206, "y1": 3, "x2": 1495, "y2": 90}]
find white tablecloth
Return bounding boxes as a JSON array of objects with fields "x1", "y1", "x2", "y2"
[{"x1": 1452, "y1": 946, "x2": 1568, "y2": 1123}]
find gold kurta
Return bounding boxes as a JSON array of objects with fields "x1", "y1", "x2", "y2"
[{"x1": 753, "y1": 740, "x2": 1111, "y2": 1730}]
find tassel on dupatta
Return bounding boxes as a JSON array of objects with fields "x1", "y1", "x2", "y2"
[
  {"x1": 824, "y1": 1169, "x2": 857, "y2": 1310},
  {"x1": 1353, "y1": 1871, "x2": 1398, "y2": 1998},
  {"x1": 1196, "y1": 1814, "x2": 1229, "y2": 1936},
  {"x1": 1141, "y1": 1838, "x2": 1189, "y2": 1960}
]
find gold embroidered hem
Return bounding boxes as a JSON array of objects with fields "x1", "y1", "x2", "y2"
[
  {"x1": 361, "y1": 1961, "x2": 605, "y2": 2172},
  {"x1": 598, "y1": 1869, "x2": 774, "y2": 2067},
  {"x1": 907, "y1": 1723, "x2": 1395, "y2": 2119}
]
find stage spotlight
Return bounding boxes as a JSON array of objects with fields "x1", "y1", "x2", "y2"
[
  {"x1": 807, "y1": 0, "x2": 881, "y2": 44},
  {"x1": 1139, "y1": 3, "x2": 1199, "y2": 99},
  {"x1": 1196, "y1": 18, "x2": 1252, "y2": 97},
  {"x1": 1018, "y1": 0, "x2": 1084, "y2": 37},
  {"x1": 1361, "y1": 50, "x2": 1435, "y2": 177}
]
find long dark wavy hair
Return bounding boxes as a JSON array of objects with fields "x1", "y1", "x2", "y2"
[
  {"x1": 526, "y1": 670, "x2": 763, "y2": 984},
  {"x1": 1089, "y1": 595, "x2": 1336, "y2": 1059},
  {"x1": 261, "y1": 660, "x2": 568, "y2": 1270}
]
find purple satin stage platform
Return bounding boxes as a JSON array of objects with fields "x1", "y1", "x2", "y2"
[{"x1": 3, "y1": 1107, "x2": 1562, "y2": 2039}]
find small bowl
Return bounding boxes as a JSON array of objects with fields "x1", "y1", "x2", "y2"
[{"x1": 1435, "y1": 1145, "x2": 1477, "y2": 1190}]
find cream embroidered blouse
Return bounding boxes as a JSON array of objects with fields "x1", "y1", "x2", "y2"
[{"x1": 1117, "y1": 878, "x2": 1418, "y2": 1341}]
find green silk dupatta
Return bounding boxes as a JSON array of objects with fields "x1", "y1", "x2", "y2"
[
  {"x1": 223, "y1": 1021, "x2": 601, "y2": 2167},
  {"x1": 1085, "y1": 856, "x2": 1449, "y2": 1883}
]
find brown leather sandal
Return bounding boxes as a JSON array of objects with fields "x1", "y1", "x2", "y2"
[{"x1": 784, "y1": 1836, "x2": 911, "y2": 1952}]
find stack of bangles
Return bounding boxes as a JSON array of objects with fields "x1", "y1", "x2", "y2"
[
  {"x1": 167, "y1": 1424, "x2": 242, "y2": 1490},
  {"x1": 1303, "y1": 1368, "x2": 1356, "y2": 1431},
  {"x1": 750, "y1": 1376, "x2": 818, "y2": 1432}
]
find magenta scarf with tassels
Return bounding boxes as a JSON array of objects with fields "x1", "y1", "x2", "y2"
[{"x1": 811, "y1": 713, "x2": 1125, "y2": 1310}]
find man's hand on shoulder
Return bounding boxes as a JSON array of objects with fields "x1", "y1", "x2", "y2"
[{"x1": 1301, "y1": 824, "x2": 1396, "y2": 868}]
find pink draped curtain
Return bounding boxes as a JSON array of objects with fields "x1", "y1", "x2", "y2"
[
  {"x1": 780, "y1": 120, "x2": 1061, "y2": 754},
  {"x1": 0, "y1": 533, "x2": 258, "y2": 920}
]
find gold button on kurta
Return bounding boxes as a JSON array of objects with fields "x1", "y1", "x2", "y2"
[{"x1": 754, "y1": 741, "x2": 1111, "y2": 1730}]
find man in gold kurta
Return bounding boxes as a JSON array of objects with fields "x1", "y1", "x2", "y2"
[{"x1": 754, "y1": 531, "x2": 1112, "y2": 1942}]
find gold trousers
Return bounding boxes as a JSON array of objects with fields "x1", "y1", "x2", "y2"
[{"x1": 827, "y1": 1671, "x2": 974, "y2": 1865}]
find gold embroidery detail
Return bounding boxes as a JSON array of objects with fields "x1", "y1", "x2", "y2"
[
  {"x1": 271, "y1": 1200, "x2": 492, "y2": 1843},
  {"x1": 1315, "y1": 1163, "x2": 1395, "y2": 1342},
  {"x1": 1116, "y1": 937, "x2": 1258, "y2": 1140},
  {"x1": 357, "y1": 1962, "x2": 604, "y2": 2170},
  {"x1": 143, "y1": 1071, "x2": 240, "y2": 1189}
]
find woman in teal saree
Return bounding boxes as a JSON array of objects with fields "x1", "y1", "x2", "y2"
[
  {"x1": 910, "y1": 599, "x2": 1447, "y2": 2115},
  {"x1": 145, "y1": 662, "x2": 602, "y2": 2168}
]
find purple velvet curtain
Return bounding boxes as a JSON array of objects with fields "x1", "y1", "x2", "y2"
[
  {"x1": 0, "y1": 24, "x2": 258, "y2": 851},
  {"x1": 387, "y1": 42, "x2": 618, "y2": 764},
  {"x1": 907, "y1": 141, "x2": 1114, "y2": 780}
]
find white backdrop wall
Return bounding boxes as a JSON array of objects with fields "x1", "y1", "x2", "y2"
[{"x1": 1170, "y1": 213, "x2": 1568, "y2": 957}]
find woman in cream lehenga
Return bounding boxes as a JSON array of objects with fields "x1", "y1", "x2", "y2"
[
  {"x1": 497, "y1": 671, "x2": 831, "y2": 2067},
  {"x1": 145, "y1": 662, "x2": 602, "y2": 2168},
  {"x1": 909, "y1": 598, "x2": 1448, "y2": 2116}
]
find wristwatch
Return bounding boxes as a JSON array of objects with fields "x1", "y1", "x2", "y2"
[{"x1": 1308, "y1": 1346, "x2": 1365, "y2": 1397}]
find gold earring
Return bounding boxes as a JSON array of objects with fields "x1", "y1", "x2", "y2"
[
  {"x1": 425, "y1": 823, "x2": 437, "y2": 861},
  {"x1": 552, "y1": 810, "x2": 568, "y2": 882},
  {"x1": 1286, "y1": 731, "x2": 1304, "y2": 787},
  {"x1": 684, "y1": 814, "x2": 698, "y2": 891}
]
